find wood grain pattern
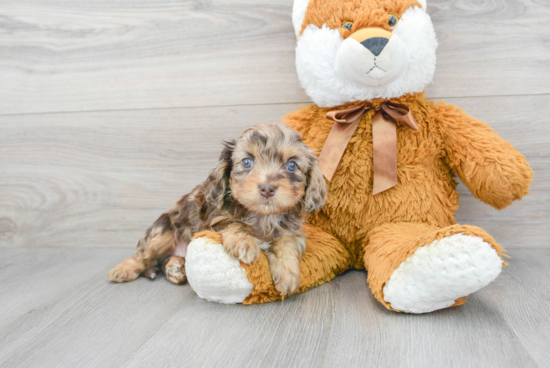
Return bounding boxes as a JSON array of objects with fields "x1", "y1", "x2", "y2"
[
  {"x1": 0, "y1": 0, "x2": 549, "y2": 115},
  {"x1": 0, "y1": 248, "x2": 547, "y2": 367},
  {"x1": 484, "y1": 249, "x2": 550, "y2": 368},
  {"x1": 1, "y1": 0, "x2": 548, "y2": 365},
  {"x1": 1, "y1": 95, "x2": 548, "y2": 249}
]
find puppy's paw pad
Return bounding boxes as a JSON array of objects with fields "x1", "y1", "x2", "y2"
[
  {"x1": 224, "y1": 237, "x2": 260, "y2": 264},
  {"x1": 107, "y1": 266, "x2": 140, "y2": 283},
  {"x1": 238, "y1": 244, "x2": 261, "y2": 264},
  {"x1": 165, "y1": 261, "x2": 187, "y2": 285},
  {"x1": 273, "y1": 271, "x2": 301, "y2": 296}
]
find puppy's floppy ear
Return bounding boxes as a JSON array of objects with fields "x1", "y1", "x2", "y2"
[
  {"x1": 304, "y1": 150, "x2": 327, "y2": 213},
  {"x1": 205, "y1": 140, "x2": 235, "y2": 209}
]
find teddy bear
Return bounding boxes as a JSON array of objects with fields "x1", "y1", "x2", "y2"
[{"x1": 183, "y1": 0, "x2": 533, "y2": 313}]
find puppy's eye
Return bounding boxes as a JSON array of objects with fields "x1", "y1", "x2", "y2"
[
  {"x1": 388, "y1": 14, "x2": 399, "y2": 28},
  {"x1": 242, "y1": 158, "x2": 253, "y2": 169},
  {"x1": 341, "y1": 22, "x2": 353, "y2": 31},
  {"x1": 286, "y1": 161, "x2": 297, "y2": 172}
]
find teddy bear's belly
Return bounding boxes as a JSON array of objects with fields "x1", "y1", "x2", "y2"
[{"x1": 308, "y1": 159, "x2": 459, "y2": 258}]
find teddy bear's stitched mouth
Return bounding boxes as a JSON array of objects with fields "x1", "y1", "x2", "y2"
[{"x1": 367, "y1": 59, "x2": 387, "y2": 75}]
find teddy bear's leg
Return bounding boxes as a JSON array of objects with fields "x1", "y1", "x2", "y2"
[
  {"x1": 363, "y1": 223, "x2": 507, "y2": 314},
  {"x1": 186, "y1": 225, "x2": 351, "y2": 304}
]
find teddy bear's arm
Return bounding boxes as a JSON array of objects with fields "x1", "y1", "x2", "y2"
[{"x1": 432, "y1": 101, "x2": 533, "y2": 210}]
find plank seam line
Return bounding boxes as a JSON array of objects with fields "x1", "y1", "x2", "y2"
[{"x1": 1, "y1": 93, "x2": 549, "y2": 118}]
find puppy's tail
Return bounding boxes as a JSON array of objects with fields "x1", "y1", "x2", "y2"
[{"x1": 107, "y1": 213, "x2": 177, "y2": 283}]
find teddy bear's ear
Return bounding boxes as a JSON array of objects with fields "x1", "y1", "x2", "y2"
[
  {"x1": 418, "y1": 0, "x2": 427, "y2": 11},
  {"x1": 292, "y1": 0, "x2": 311, "y2": 37}
]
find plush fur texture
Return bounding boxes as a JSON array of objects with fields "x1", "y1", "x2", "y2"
[
  {"x1": 189, "y1": 225, "x2": 351, "y2": 305},
  {"x1": 295, "y1": 0, "x2": 436, "y2": 106},
  {"x1": 186, "y1": 233, "x2": 254, "y2": 304},
  {"x1": 383, "y1": 234, "x2": 503, "y2": 313},
  {"x1": 185, "y1": 0, "x2": 533, "y2": 313},
  {"x1": 191, "y1": 92, "x2": 528, "y2": 308}
]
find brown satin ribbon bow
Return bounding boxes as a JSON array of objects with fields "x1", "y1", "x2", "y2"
[{"x1": 318, "y1": 102, "x2": 418, "y2": 195}]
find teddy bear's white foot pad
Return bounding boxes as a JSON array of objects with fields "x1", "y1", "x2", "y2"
[
  {"x1": 186, "y1": 237, "x2": 253, "y2": 304},
  {"x1": 382, "y1": 234, "x2": 503, "y2": 314}
]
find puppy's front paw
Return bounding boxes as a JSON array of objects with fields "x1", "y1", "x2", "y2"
[
  {"x1": 271, "y1": 267, "x2": 301, "y2": 296},
  {"x1": 222, "y1": 234, "x2": 261, "y2": 264},
  {"x1": 107, "y1": 258, "x2": 144, "y2": 282},
  {"x1": 163, "y1": 256, "x2": 187, "y2": 285}
]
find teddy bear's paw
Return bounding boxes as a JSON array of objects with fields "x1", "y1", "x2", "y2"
[
  {"x1": 382, "y1": 234, "x2": 503, "y2": 314},
  {"x1": 186, "y1": 236, "x2": 253, "y2": 304}
]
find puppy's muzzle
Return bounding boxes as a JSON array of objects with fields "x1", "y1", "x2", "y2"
[
  {"x1": 259, "y1": 184, "x2": 277, "y2": 198},
  {"x1": 349, "y1": 27, "x2": 393, "y2": 57}
]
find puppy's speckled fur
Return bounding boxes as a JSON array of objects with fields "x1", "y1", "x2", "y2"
[{"x1": 108, "y1": 122, "x2": 326, "y2": 295}]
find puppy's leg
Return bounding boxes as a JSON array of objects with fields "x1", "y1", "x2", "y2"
[
  {"x1": 265, "y1": 235, "x2": 306, "y2": 296},
  {"x1": 107, "y1": 257, "x2": 148, "y2": 283},
  {"x1": 143, "y1": 267, "x2": 160, "y2": 279},
  {"x1": 107, "y1": 213, "x2": 177, "y2": 283},
  {"x1": 162, "y1": 256, "x2": 187, "y2": 285},
  {"x1": 219, "y1": 223, "x2": 261, "y2": 264}
]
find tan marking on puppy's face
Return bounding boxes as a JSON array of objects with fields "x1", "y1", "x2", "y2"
[{"x1": 229, "y1": 122, "x2": 320, "y2": 215}]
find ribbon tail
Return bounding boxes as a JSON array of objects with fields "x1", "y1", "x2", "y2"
[
  {"x1": 372, "y1": 111, "x2": 398, "y2": 195},
  {"x1": 318, "y1": 118, "x2": 361, "y2": 181}
]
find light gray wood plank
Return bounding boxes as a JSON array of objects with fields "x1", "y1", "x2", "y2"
[
  {"x1": 1, "y1": 95, "x2": 548, "y2": 249},
  {"x1": 0, "y1": 248, "x2": 191, "y2": 367},
  {"x1": 111, "y1": 256, "x2": 541, "y2": 368},
  {"x1": 0, "y1": 103, "x2": 294, "y2": 249},
  {"x1": 1, "y1": 0, "x2": 549, "y2": 115},
  {"x1": 320, "y1": 269, "x2": 539, "y2": 368},
  {"x1": 428, "y1": 0, "x2": 550, "y2": 99},
  {"x1": 0, "y1": 248, "x2": 548, "y2": 368},
  {"x1": 484, "y1": 249, "x2": 550, "y2": 367},
  {"x1": 0, "y1": 0, "x2": 302, "y2": 115},
  {"x1": 0, "y1": 248, "x2": 146, "y2": 359}
]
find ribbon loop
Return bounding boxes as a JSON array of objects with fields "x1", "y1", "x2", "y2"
[
  {"x1": 380, "y1": 102, "x2": 418, "y2": 131},
  {"x1": 326, "y1": 104, "x2": 370, "y2": 124},
  {"x1": 320, "y1": 101, "x2": 418, "y2": 195}
]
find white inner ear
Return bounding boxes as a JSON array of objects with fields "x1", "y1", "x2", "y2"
[
  {"x1": 417, "y1": 0, "x2": 427, "y2": 11},
  {"x1": 292, "y1": 0, "x2": 311, "y2": 37}
]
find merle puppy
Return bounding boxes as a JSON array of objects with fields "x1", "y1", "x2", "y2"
[{"x1": 108, "y1": 122, "x2": 327, "y2": 295}]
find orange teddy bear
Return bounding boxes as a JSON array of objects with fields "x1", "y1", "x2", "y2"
[{"x1": 184, "y1": 0, "x2": 533, "y2": 313}]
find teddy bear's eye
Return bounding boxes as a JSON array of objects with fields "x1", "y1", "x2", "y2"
[
  {"x1": 341, "y1": 22, "x2": 353, "y2": 31},
  {"x1": 388, "y1": 14, "x2": 399, "y2": 28}
]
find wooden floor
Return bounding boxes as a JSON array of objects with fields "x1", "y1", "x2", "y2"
[
  {"x1": 1, "y1": 0, "x2": 550, "y2": 366},
  {"x1": 0, "y1": 248, "x2": 548, "y2": 367}
]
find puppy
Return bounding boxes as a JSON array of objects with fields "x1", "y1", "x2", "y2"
[{"x1": 107, "y1": 122, "x2": 327, "y2": 295}]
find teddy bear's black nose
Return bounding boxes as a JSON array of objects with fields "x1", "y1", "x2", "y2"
[{"x1": 361, "y1": 37, "x2": 389, "y2": 57}]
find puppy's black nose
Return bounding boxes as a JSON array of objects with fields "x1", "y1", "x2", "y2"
[
  {"x1": 259, "y1": 184, "x2": 277, "y2": 198},
  {"x1": 361, "y1": 37, "x2": 389, "y2": 57}
]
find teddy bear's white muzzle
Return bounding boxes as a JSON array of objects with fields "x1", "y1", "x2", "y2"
[{"x1": 335, "y1": 34, "x2": 410, "y2": 87}]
